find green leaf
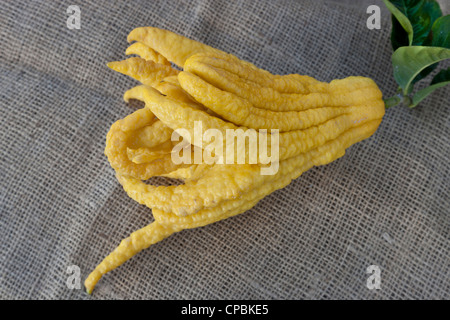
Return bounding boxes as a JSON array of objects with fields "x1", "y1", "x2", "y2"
[
  {"x1": 390, "y1": 17, "x2": 410, "y2": 49},
  {"x1": 411, "y1": 63, "x2": 438, "y2": 84},
  {"x1": 412, "y1": 15, "x2": 450, "y2": 83},
  {"x1": 383, "y1": 0, "x2": 415, "y2": 48},
  {"x1": 412, "y1": 0, "x2": 443, "y2": 44},
  {"x1": 411, "y1": 68, "x2": 450, "y2": 107},
  {"x1": 430, "y1": 15, "x2": 450, "y2": 48},
  {"x1": 392, "y1": 46, "x2": 450, "y2": 94},
  {"x1": 384, "y1": 0, "x2": 443, "y2": 50}
]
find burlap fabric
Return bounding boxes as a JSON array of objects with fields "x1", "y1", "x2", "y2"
[{"x1": 0, "y1": 0, "x2": 448, "y2": 300}]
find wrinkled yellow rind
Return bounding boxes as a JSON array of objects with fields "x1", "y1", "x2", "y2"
[
  {"x1": 108, "y1": 57, "x2": 178, "y2": 87},
  {"x1": 86, "y1": 27, "x2": 386, "y2": 294},
  {"x1": 126, "y1": 42, "x2": 171, "y2": 66},
  {"x1": 128, "y1": 27, "x2": 223, "y2": 67}
]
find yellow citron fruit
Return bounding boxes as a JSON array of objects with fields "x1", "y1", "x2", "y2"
[{"x1": 84, "y1": 27, "x2": 385, "y2": 294}]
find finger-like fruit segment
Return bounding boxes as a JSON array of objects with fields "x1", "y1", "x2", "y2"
[
  {"x1": 126, "y1": 42, "x2": 171, "y2": 66},
  {"x1": 108, "y1": 57, "x2": 178, "y2": 87},
  {"x1": 127, "y1": 27, "x2": 223, "y2": 67}
]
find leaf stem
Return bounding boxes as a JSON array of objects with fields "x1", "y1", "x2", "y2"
[{"x1": 384, "y1": 93, "x2": 403, "y2": 109}]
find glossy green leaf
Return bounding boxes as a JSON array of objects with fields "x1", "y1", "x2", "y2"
[
  {"x1": 411, "y1": 63, "x2": 438, "y2": 84},
  {"x1": 412, "y1": 0, "x2": 443, "y2": 44},
  {"x1": 430, "y1": 15, "x2": 450, "y2": 48},
  {"x1": 411, "y1": 68, "x2": 450, "y2": 107},
  {"x1": 390, "y1": 17, "x2": 410, "y2": 49},
  {"x1": 392, "y1": 46, "x2": 450, "y2": 94},
  {"x1": 383, "y1": 0, "x2": 414, "y2": 47},
  {"x1": 412, "y1": 15, "x2": 450, "y2": 83},
  {"x1": 384, "y1": 0, "x2": 442, "y2": 50}
]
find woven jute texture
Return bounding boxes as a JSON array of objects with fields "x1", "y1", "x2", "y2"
[{"x1": 0, "y1": 0, "x2": 448, "y2": 300}]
